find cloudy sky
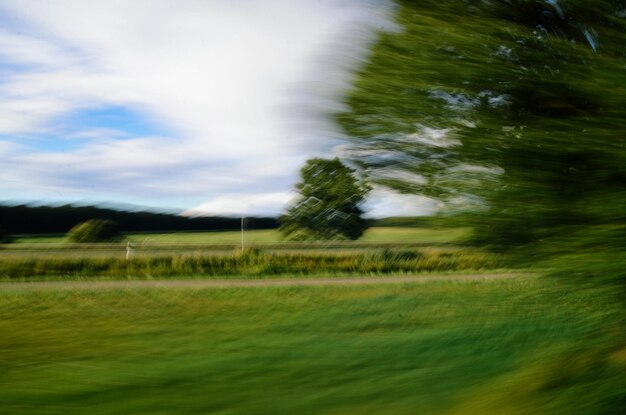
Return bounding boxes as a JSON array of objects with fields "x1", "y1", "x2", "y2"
[{"x1": 0, "y1": 0, "x2": 435, "y2": 217}]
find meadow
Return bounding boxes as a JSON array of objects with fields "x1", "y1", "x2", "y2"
[
  {"x1": 0, "y1": 227, "x2": 486, "y2": 280},
  {"x1": 9, "y1": 227, "x2": 471, "y2": 245},
  {"x1": 0, "y1": 277, "x2": 623, "y2": 415},
  {"x1": 2, "y1": 226, "x2": 623, "y2": 414}
]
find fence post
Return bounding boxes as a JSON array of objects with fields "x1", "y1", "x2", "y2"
[
  {"x1": 241, "y1": 216, "x2": 245, "y2": 253},
  {"x1": 126, "y1": 241, "x2": 133, "y2": 260}
]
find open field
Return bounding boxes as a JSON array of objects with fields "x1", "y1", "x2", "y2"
[
  {"x1": 0, "y1": 228, "x2": 479, "y2": 279},
  {"x1": 0, "y1": 276, "x2": 623, "y2": 415},
  {"x1": 10, "y1": 227, "x2": 471, "y2": 245},
  {"x1": 3, "y1": 228, "x2": 471, "y2": 259},
  {"x1": 360, "y1": 227, "x2": 470, "y2": 243},
  {"x1": 3, "y1": 226, "x2": 622, "y2": 414}
]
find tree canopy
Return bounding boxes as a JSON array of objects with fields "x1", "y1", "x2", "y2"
[
  {"x1": 280, "y1": 158, "x2": 370, "y2": 240},
  {"x1": 337, "y1": 0, "x2": 626, "y2": 280}
]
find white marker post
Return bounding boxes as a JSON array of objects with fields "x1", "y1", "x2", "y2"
[{"x1": 241, "y1": 216, "x2": 245, "y2": 253}]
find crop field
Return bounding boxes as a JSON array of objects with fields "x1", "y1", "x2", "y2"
[{"x1": 0, "y1": 276, "x2": 623, "y2": 415}]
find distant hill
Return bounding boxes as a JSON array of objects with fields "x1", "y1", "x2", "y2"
[{"x1": 0, "y1": 204, "x2": 278, "y2": 234}]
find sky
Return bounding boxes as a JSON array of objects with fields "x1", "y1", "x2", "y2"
[{"x1": 0, "y1": 0, "x2": 436, "y2": 217}]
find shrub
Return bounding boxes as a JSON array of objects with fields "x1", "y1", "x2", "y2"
[
  {"x1": 67, "y1": 219, "x2": 121, "y2": 243},
  {"x1": 0, "y1": 227, "x2": 12, "y2": 243}
]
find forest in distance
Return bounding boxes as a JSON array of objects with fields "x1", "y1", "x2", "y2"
[
  {"x1": 0, "y1": 203, "x2": 460, "y2": 236},
  {"x1": 0, "y1": 203, "x2": 279, "y2": 234}
]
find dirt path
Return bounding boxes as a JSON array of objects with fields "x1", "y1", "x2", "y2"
[{"x1": 0, "y1": 273, "x2": 537, "y2": 291}]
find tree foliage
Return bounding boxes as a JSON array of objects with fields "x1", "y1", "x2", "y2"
[
  {"x1": 67, "y1": 219, "x2": 122, "y2": 243},
  {"x1": 337, "y1": 0, "x2": 626, "y2": 254},
  {"x1": 281, "y1": 158, "x2": 371, "y2": 240}
]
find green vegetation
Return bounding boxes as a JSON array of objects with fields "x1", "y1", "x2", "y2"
[
  {"x1": 0, "y1": 278, "x2": 623, "y2": 414},
  {"x1": 0, "y1": 247, "x2": 497, "y2": 280},
  {"x1": 0, "y1": 226, "x2": 11, "y2": 243},
  {"x1": 10, "y1": 230, "x2": 281, "y2": 245},
  {"x1": 126, "y1": 229, "x2": 280, "y2": 244},
  {"x1": 281, "y1": 158, "x2": 371, "y2": 240},
  {"x1": 9, "y1": 226, "x2": 469, "y2": 245},
  {"x1": 12, "y1": 234, "x2": 76, "y2": 244},
  {"x1": 359, "y1": 227, "x2": 470, "y2": 244},
  {"x1": 0, "y1": 227, "x2": 477, "y2": 279},
  {"x1": 67, "y1": 219, "x2": 121, "y2": 243},
  {"x1": 337, "y1": 0, "x2": 626, "y2": 283},
  {"x1": 331, "y1": 8, "x2": 626, "y2": 409},
  {"x1": 3, "y1": 4, "x2": 624, "y2": 413}
]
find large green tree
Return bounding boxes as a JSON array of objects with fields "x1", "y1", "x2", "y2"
[
  {"x1": 337, "y1": 0, "x2": 626, "y2": 260},
  {"x1": 281, "y1": 158, "x2": 370, "y2": 240}
]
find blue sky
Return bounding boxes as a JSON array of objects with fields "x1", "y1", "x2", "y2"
[{"x1": 0, "y1": 0, "x2": 436, "y2": 216}]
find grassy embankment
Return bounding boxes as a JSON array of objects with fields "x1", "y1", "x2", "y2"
[{"x1": 0, "y1": 277, "x2": 623, "y2": 414}]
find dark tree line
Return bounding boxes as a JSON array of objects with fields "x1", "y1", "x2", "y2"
[{"x1": 0, "y1": 204, "x2": 278, "y2": 234}]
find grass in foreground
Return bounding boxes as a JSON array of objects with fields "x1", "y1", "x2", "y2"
[{"x1": 0, "y1": 277, "x2": 623, "y2": 414}]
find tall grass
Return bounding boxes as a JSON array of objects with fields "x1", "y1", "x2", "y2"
[{"x1": 0, "y1": 248, "x2": 498, "y2": 279}]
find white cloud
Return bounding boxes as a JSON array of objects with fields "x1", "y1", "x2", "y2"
[
  {"x1": 183, "y1": 192, "x2": 295, "y2": 217},
  {"x1": 0, "y1": 0, "x2": 411, "y2": 215},
  {"x1": 364, "y1": 187, "x2": 437, "y2": 218}
]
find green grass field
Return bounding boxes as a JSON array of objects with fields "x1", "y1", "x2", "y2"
[
  {"x1": 1, "y1": 228, "x2": 477, "y2": 275},
  {"x1": 0, "y1": 277, "x2": 623, "y2": 415},
  {"x1": 360, "y1": 227, "x2": 470, "y2": 243},
  {"x1": 3, "y1": 226, "x2": 623, "y2": 414},
  {"x1": 10, "y1": 227, "x2": 471, "y2": 245}
]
